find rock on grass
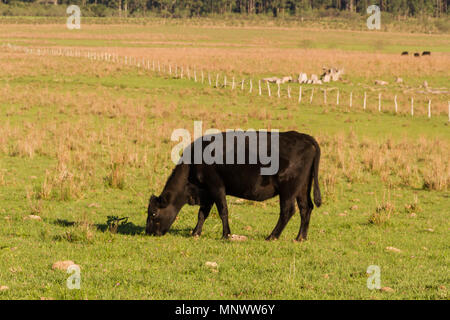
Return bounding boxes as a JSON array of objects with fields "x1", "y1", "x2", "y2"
[
  {"x1": 0, "y1": 285, "x2": 9, "y2": 291},
  {"x1": 381, "y1": 287, "x2": 394, "y2": 293},
  {"x1": 385, "y1": 246, "x2": 401, "y2": 253},
  {"x1": 205, "y1": 261, "x2": 218, "y2": 269},
  {"x1": 24, "y1": 215, "x2": 42, "y2": 221},
  {"x1": 52, "y1": 260, "x2": 77, "y2": 271},
  {"x1": 230, "y1": 234, "x2": 248, "y2": 242}
]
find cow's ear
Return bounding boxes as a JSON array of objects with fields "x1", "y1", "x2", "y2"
[{"x1": 159, "y1": 192, "x2": 171, "y2": 208}]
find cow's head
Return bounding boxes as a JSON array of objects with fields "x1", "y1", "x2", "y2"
[{"x1": 146, "y1": 192, "x2": 178, "y2": 236}]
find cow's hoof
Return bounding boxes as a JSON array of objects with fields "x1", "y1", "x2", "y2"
[
  {"x1": 294, "y1": 238, "x2": 307, "y2": 243},
  {"x1": 265, "y1": 235, "x2": 278, "y2": 241}
]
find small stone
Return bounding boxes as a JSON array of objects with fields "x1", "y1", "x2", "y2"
[
  {"x1": 410, "y1": 213, "x2": 417, "y2": 218},
  {"x1": 52, "y1": 260, "x2": 77, "y2": 271},
  {"x1": 0, "y1": 285, "x2": 9, "y2": 291},
  {"x1": 205, "y1": 261, "x2": 218, "y2": 269},
  {"x1": 350, "y1": 205, "x2": 358, "y2": 210},
  {"x1": 245, "y1": 226, "x2": 252, "y2": 231},
  {"x1": 24, "y1": 215, "x2": 42, "y2": 221},
  {"x1": 88, "y1": 203, "x2": 100, "y2": 208},
  {"x1": 380, "y1": 286, "x2": 394, "y2": 293},
  {"x1": 230, "y1": 234, "x2": 247, "y2": 242},
  {"x1": 385, "y1": 246, "x2": 401, "y2": 253},
  {"x1": 425, "y1": 228, "x2": 434, "y2": 232},
  {"x1": 338, "y1": 213, "x2": 347, "y2": 217},
  {"x1": 322, "y1": 211, "x2": 329, "y2": 215},
  {"x1": 323, "y1": 274, "x2": 329, "y2": 279}
]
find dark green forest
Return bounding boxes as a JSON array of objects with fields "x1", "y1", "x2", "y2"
[{"x1": 0, "y1": 0, "x2": 448, "y2": 18}]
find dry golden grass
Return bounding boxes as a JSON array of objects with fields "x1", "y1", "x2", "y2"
[{"x1": 0, "y1": 40, "x2": 448, "y2": 205}]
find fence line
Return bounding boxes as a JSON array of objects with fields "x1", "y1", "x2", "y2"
[{"x1": 3, "y1": 43, "x2": 448, "y2": 120}]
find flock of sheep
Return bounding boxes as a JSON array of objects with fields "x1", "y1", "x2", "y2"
[{"x1": 262, "y1": 67, "x2": 344, "y2": 85}]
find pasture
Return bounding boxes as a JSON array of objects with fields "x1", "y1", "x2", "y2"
[{"x1": 0, "y1": 22, "x2": 449, "y2": 300}]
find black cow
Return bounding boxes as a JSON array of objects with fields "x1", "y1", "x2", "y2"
[
  {"x1": 414, "y1": 52, "x2": 420, "y2": 57},
  {"x1": 146, "y1": 131, "x2": 321, "y2": 242},
  {"x1": 401, "y1": 51, "x2": 409, "y2": 56},
  {"x1": 422, "y1": 51, "x2": 431, "y2": 56}
]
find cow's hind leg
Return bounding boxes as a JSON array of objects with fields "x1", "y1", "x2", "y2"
[
  {"x1": 296, "y1": 192, "x2": 313, "y2": 241},
  {"x1": 192, "y1": 200, "x2": 213, "y2": 237},
  {"x1": 266, "y1": 195, "x2": 296, "y2": 241}
]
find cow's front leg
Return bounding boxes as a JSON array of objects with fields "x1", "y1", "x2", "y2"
[
  {"x1": 202, "y1": 169, "x2": 231, "y2": 239},
  {"x1": 192, "y1": 201, "x2": 213, "y2": 237},
  {"x1": 266, "y1": 195, "x2": 296, "y2": 240}
]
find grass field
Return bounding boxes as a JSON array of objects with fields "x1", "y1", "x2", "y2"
[{"x1": 0, "y1": 21, "x2": 449, "y2": 300}]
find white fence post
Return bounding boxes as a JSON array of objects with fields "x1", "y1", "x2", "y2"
[
  {"x1": 310, "y1": 88, "x2": 314, "y2": 104},
  {"x1": 411, "y1": 97, "x2": 414, "y2": 116},
  {"x1": 298, "y1": 86, "x2": 302, "y2": 103},
  {"x1": 363, "y1": 92, "x2": 367, "y2": 110},
  {"x1": 394, "y1": 95, "x2": 398, "y2": 113},
  {"x1": 349, "y1": 91, "x2": 353, "y2": 108},
  {"x1": 378, "y1": 93, "x2": 381, "y2": 112}
]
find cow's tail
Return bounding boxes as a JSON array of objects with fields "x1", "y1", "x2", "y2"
[{"x1": 311, "y1": 139, "x2": 322, "y2": 207}]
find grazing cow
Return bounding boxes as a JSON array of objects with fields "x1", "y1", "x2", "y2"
[
  {"x1": 401, "y1": 51, "x2": 409, "y2": 56},
  {"x1": 146, "y1": 131, "x2": 321, "y2": 242},
  {"x1": 414, "y1": 53, "x2": 420, "y2": 57},
  {"x1": 422, "y1": 51, "x2": 431, "y2": 56},
  {"x1": 262, "y1": 77, "x2": 280, "y2": 84},
  {"x1": 280, "y1": 76, "x2": 293, "y2": 84},
  {"x1": 298, "y1": 73, "x2": 308, "y2": 84}
]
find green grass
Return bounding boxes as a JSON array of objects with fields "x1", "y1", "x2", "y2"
[{"x1": 0, "y1": 26, "x2": 449, "y2": 300}]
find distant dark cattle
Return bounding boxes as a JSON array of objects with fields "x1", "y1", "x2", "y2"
[
  {"x1": 146, "y1": 131, "x2": 322, "y2": 242},
  {"x1": 401, "y1": 51, "x2": 409, "y2": 56},
  {"x1": 422, "y1": 51, "x2": 431, "y2": 56},
  {"x1": 414, "y1": 53, "x2": 420, "y2": 57}
]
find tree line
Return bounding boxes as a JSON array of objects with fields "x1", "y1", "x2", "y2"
[{"x1": 1, "y1": 0, "x2": 448, "y2": 17}]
